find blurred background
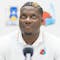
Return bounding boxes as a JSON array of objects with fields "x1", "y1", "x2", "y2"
[{"x1": 0, "y1": 0, "x2": 60, "y2": 38}]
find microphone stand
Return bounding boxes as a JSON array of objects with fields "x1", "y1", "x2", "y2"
[
  {"x1": 25, "y1": 53, "x2": 31, "y2": 60},
  {"x1": 23, "y1": 46, "x2": 33, "y2": 60}
]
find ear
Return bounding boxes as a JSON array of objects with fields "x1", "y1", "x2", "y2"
[{"x1": 41, "y1": 18, "x2": 45, "y2": 25}]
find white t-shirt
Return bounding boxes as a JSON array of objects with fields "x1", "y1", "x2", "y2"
[{"x1": 0, "y1": 29, "x2": 60, "y2": 60}]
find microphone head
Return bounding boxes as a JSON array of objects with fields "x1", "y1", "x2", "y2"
[{"x1": 23, "y1": 46, "x2": 33, "y2": 57}]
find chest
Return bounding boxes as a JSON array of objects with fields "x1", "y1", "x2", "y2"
[{"x1": 9, "y1": 44, "x2": 54, "y2": 60}]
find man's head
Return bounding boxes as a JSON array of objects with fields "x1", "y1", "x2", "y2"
[{"x1": 19, "y1": 2, "x2": 43, "y2": 35}]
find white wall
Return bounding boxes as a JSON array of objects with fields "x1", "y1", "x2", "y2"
[{"x1": 0, "y1": 0, "x2": 60, "y2": 38}]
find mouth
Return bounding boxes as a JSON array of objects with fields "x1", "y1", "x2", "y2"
[
  {"x1": 22, "y1": 25, "x2": 33, "y2": 33},
  {"x1": 25, "y1": 26, "x2": 32, "y2": 32},
  {"x1": 24, "y1": 25, "x2": 31, "y2": 28},
  {"x1": 25, "y1": 26, "x2": 31, "y2": 28},
  {"x1": 20, "y1": 24, "x2": 33, "y2": 32}
]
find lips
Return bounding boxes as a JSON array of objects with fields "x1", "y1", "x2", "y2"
[
  {"x1": 25, "y1": 26, "x2": 31, "y2": 30},
  {"x1": 23, "y1": 25, "x2": 32, "y2": 31},
  {"x1": 23, "y1": 24, "x2": 32, "y2": 28}
]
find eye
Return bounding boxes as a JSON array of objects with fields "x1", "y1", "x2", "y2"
[
  {"x1": 20, "y1": 14, "x2": 27, "y2": 19},
  {"x1": 31, "y1": 14, "x2": 37, "y2": 19}
]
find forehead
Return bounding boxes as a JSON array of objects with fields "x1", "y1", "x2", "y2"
[{"x1": 20, "y1": 6, "x2": 40, "y2": 14}]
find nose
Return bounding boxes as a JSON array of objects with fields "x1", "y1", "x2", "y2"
[
  {"x1": 25, "y1": 17, "x2": 32, "y2": 25},
  {"x1": 26, "y1": 17, "x2": 30, "y2": 21}
]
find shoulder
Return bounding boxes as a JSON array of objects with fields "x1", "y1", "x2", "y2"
[
  {"x1": 44, "y1": 30, "x2": 60, "y2": 46},
  {"x1": 43, "y1": 30, "x2": 60, "y2": 56},
  {"x1": 0, "y1": 30, "x2": 18, "y2": 55}
]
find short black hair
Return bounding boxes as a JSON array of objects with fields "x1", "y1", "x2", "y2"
[{"x1": 21, "y1": 2, "x2": 43, "y2": 16}]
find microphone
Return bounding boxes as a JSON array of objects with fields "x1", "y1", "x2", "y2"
[{"x1": 23, "y1": 46, "x2": 33, "y2": 60}]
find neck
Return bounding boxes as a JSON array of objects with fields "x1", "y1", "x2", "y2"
[{"x1": 22, "y1": 31, "x2": 40, "y2": 45}]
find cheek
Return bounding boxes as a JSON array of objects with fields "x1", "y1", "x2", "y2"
[
  {"x1": 19, "y1": 20, "x2": 24, "y2": 29},
  {"x1": 19, "y1": 20, "x2": 21, "y2": 27},
  {"x1": 33, "y1": 20, "x2": 41, "y2": 29}
]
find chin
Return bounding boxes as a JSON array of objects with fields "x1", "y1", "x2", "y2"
[{"x1": 24, "y1": 32, "x2": 32, "y2": 35}]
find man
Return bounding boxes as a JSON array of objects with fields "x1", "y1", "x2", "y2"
[{"x1": 0, "y1": 2, "x2": 60, "y2": 60}]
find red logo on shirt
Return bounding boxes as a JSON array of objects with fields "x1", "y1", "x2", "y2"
[{"x1": 40, "y1": 49, "x2": 46, "y2": 55}]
